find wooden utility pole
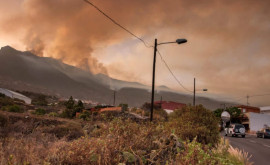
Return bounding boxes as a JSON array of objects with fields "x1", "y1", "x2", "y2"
[
  {"x1": 150, "y1": 39, "x2": 157, "y2": 122},
  {"x1": 193, "y1": 78, "x2": 196, "y2": 106},
  {"x1": 113, "y1": 91, "x2": 116, "y2": 106},
  {"x1": 246, "y1": 95, "x2": 249, "y2": 106}
]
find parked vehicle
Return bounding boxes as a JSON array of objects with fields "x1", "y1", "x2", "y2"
[
  {"x1": 256, "y1": 128, "x2": 270, "y2": 138},
  {"x1": 225, "y1": 123, "x2": 245, "y2": 138}
]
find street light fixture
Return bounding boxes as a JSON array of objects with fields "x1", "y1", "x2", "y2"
[
  {"x1": 150, "y1": 38, "x2": 187, "y2": 122},
  {"x1": 193, "y1": 78, "x2": 208, "y2": 106}
]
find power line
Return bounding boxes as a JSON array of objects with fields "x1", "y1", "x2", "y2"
[
  {"x1": 156, "y1": 49, "x2": 193, "y2": 93},
  {"x1": 83, "y1": 0, "x2": 193, "y2": 94},
  {"x1": 83, "y1": 0, "x2": 152, "y2": 48},
  {"x1": 249, "y1": 93, "x2": 270, "y2": 97}
]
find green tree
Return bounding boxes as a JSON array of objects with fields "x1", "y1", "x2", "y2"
[
  {"x1": 65, "y1": 96, "x2": 75, "y2": 109},
  {"x1": 60, "y1": 96, "x2": 76, "y2": 118},
  {"x1": 213, "y1": 108, "x2": 223, "y2": 118},
  {"x1": 213, "y1": 107, "x2": 242, "y2": 123},
  {"x1": 72, "y1": 100, "x2": 84, "y2": 117},
  {"x1": 226, "y1": 107, "x2": 242, "y2": 123}
]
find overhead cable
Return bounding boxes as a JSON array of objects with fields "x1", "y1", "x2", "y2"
[{"x1": 83, "y1": 0, "x2": 152, "y2": 48}]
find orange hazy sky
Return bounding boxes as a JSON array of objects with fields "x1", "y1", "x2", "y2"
[{"x1": 0, "y1": 0, "x2": 270, "y2": 106}]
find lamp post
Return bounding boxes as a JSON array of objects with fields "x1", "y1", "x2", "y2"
[
  {"x1": 193, "y1": 77, "x2": 208, "y2": 106},
  {"x1": 150, "y1": 38, "x2": 187, "y2": 121}
]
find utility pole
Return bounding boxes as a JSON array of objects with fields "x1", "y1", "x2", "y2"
[
  {"x1": 160, "y1": 96, "x2": 163, "y2": 109},
  {"x1": 193, "y1": 78, "x2": 196, "y2": 106},
  {"x1": 149, "y1": 38, "x2": 187, "y2": 122},
  {"x1": 246, "y1": 95, "x2": 249, "y2": 106},
  {"x1": 221, "y1": 103, "x2": 226, "y2": 110},
  {"x1": 150, "y1": 39, "x2": 157, "y2": 122},
  {"x1": 113, "y1": 90, "x2": 116, "y2": 106}
]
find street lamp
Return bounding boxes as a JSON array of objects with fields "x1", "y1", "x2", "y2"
[
  {"x1": 193, "y1": 78, "x2": 208, "y2": 106},
  {"x1": 150, "y1": 38, "x2": 187, "y2": 121}
]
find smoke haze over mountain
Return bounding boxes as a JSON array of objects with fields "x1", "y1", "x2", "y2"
[{"x1": 0, "y1": 0, "x2": 270, "y2": 106}]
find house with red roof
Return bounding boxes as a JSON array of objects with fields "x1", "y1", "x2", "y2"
[{"x1": 154, "y1": 101, "x2": 186, "y2": 114}]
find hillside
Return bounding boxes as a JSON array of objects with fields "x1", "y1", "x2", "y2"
[{"x1": 0, "y1": 46, "x2": 234, "y2": 109}]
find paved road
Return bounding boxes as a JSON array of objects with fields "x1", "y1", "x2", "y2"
[{"x1": 223, "y1": 133, "x2": 270, "y2": 165}]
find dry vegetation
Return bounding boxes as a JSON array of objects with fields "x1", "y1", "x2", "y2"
[{"x1": 0, "y1": 94, "x2": 252, "y2": 164}]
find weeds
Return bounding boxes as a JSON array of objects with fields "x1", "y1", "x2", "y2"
[{"x1": 0, "y1": 105, "x2": 253, "y2": 165}]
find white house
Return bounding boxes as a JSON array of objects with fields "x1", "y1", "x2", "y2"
[
  {"x1": 260, "y1": 106, "x2": 270, "y2": 115},
  {"x1": 0, "y1": 88, "x2": 32, "y2": 104},
  {"x1": 247, "y1": 112, "x2": 270, "y2": 132}
]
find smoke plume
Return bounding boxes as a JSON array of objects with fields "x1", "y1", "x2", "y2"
[{"x1": 1, "y1": 0, "x2": 270, "y2": 105}]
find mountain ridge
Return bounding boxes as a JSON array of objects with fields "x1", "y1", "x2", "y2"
[{"x1": 0, "y1": 45, "x2": 234, "y2": 109}]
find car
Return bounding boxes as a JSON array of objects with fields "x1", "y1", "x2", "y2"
[
  {"x1": 225, "y1": 123, "x2": 246, "y2": 138},
  {"x1": 256, "y1": 128, "x2": 270, "y2": 138}
]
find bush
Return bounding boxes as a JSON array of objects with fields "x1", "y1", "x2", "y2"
[
  {"x1": 119, "y1": 103, "x2": 128, "y2": 112},
  {"x1": 0, "y1": 114, "x2": 7, "y2": 127},
  {"x1": 46, "y1": 119, "x2": 181, "y2": 164},
  {"x1": 33, "y1": 108, "x2": 46, "y2": 115},
  {"x1": 60, "y1": 109, "x2": 73, "y2": 118},
  {"x1": 175, "y1": 137, "x2": 247, "y2": 165},
  {"x1": 31, "y1": 95, "x2": 48, "y2": 106},
  {"x1": 7, "y1": 105, "x2": 23, "y2": 113},
  {"x1": 168, "y1": 105, "x2": 219, "y2": 145},
  {"x1": 154, "y1": 108, "x2": 168, "y2": 121},
  {"x1": 48, "y1": 112, "x2": 59, "y2": 117},
  {"x1": 0, "y1": 117, "x2": 252, "y2": 164},
  {"x1": 79, "y1": 111, "x2": 90, "y2": 121},
  {"x1": 0, "y1": 97, "x2": 13, "y2": 107}
]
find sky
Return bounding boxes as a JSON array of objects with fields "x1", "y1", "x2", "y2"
[{"x1": 0, "y1": 0, "x2": 270, "y2": 106}]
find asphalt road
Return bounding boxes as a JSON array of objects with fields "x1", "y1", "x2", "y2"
[{"x1": 223, "y1": 133, "x2": 270, "y2": 165}]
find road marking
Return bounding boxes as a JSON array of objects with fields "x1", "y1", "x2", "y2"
[
  {"x1": 249, "y1": 140, "x2": 256, "y2": 143},
  {"x1": 263, "y1": 144, "x2": 270, "y2": 148}
]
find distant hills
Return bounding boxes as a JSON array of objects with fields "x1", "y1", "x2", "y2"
[{"x1": 0, "y1": 46, "x2": 234, "y2": 109}]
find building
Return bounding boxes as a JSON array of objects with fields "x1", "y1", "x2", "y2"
[
  {"x1": 0, "y1": 88, "x2": 32, "y2": 104},
  {"x1": 235, "y1": 105, "x2": 270, "y2": 132},
  {"x1": 260, "y1": 106, "x2": 270, "y2": 115},
  {"x1": 236, "y1": 105, "x2": 260, "y2": 113},
  {"x1": 243, "y1": 112, "x2": 270, "y2": 132},
  {"x1": 154, "y1": 101, "x2": 186, "y2": 114}
]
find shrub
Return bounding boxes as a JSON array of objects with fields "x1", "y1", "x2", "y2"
[
  {"x1": 0, "y1": 97, "x2": 13, "y2": 107},
  {"x1": 46, "y1": 119, "x2": 182, "y2": 164},
  {"x1": 48, "y1": 112, "x2": 59, "y2": 117},
  {"x1": 31, "y1": 95, "x2": 48, "y2": 106},
  {"x1": 154, "y1": 108, "x2": 168, "y2": 121},
  {"x1": 0, "y1": 117, "x2": 252, "y2": 165},
  {"x1": 7, "y1": 105, "x2": 23, "y2": 113},
  {"x1": 119, "y1": 103, "x2": 128, "y2": 112},
  {"x1": 175, "y1": 137, "x2": 248, "y2": 165},
  {"x1": 60, "y1": 109, "x2": 73, "y2": 118},
  {"x1": 33, "y1": 108, "x2": 46, "y2": 115},
  {"x1": 79, "y1": 111, "x2": 90, "y2": 121},
  {"x1": 0, "y1": 114, "x2": 7, "y2": 127},
  {"x1": 168, "y1": 105, "x2": 219, "y2": 145}
]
